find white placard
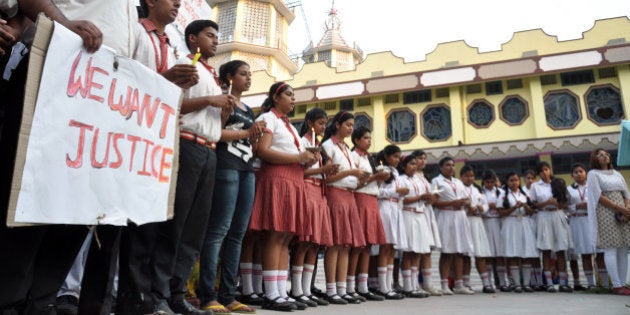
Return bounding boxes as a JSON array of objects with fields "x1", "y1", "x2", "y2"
[{"x1": 14, "y1": 22, "x2": 182, "y2": 226}]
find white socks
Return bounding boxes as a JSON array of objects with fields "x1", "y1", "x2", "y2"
[
  {"x1": 358, "y1": 273, "x2": 369, "y2": 293},
  {"x1": 240, "y1": 262, "x2": 254, "y2": 295},
  {"x1": 291, "y1": 265, "x2": 304, "y2": 296},
  {"x1": 263, "y1": 270, "x2": 280, "y2": 300},
  {"x1": 302, "y1": 264, "x2": 314, "y2": 296},
  {"x1": 346, "y1": 275, "x2": 356, "y2": 294},
  {"x1": 253, "y1": 264, "x2": 263, "y2": 294},
  {"x1": 378, "y1": 266, "x2": 388, "y2": 292},
  {"x1": 402, "y1": 270, "x2": 412, "y2": 292},
  {"x1": 522, "y1": 265, "x2": 532, "y2": 287}
]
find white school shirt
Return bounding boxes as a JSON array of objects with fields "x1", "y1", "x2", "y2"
[
  {"x1": 301, "y1": 135, "x2": 323, "y2": 180},
  {"x1": 256, "y1": 108, "x2": 303, "y2": 155},
  {"x1": 498, "y1": 189, "x2": 528, "y2": 217},
  {"x1": 399, "y1": 174, "x2": 424, "y2": 212},
  {"x1": 177, "y1": 57, "x2": 223, "y2": 142},
  {"x1": 529, "y1": 180, "x2": 556, "y2": 211},
  {"x1": 352, "y1": 149, "x2": 378, "y2": 196},
  {"x1": 431, "y1": 174, "x2": 468, "y2": 209},
  {"x1": 415, "y1": 173, "x2": 435, "y2": 212},
  {"x1": 567, "y1": 183, "x2": 587, "y2": 215},
  {"x1": 53, "y1": 0, "x2": 139, "y2": 58},
  {"x1": 482, "y1": 187, "x2": 501, "y2": 218},
  {"x1": 322, "y1": 136, "x2": 357, "y2": 189},
  {"x1": 133, "y1": 20, "x2": 178, "y2": 74},
  {"x1": 463, "y1": 184, "x2": 489, "y2": 215},
  {"x1": 378, "y1": 167, "x2": 401, "y2": 199}
]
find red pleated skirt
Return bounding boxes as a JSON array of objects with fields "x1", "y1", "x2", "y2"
[
  {"x1": 354, "y1": 192, "x2": 387, "y2": 245},
  {"x1": 249, "y1": 163, "x2": 306, "y2": 234},
  {"x1": 299, "y1": 182, "x2": 334, "y2": 246},
  {"x1": 326, "y1": 187, "x2": 366, "y2": 247}
]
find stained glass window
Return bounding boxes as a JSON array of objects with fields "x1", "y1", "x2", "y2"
[
  {"x1": 585, "y1": 86, "x2": 624, "y2": 125},
  {"x1": 544, "y1": 91, "x2": 581, "y2": 129},
  {"x1": 386, "y1": 109, "x2": 416, "y2": 143},
  {"x1": 468, "y1": 101, "x2": 494, "y2": 128},
  {"x1": 354, "y1": 113, "x2": 372, "y2": 131},
  {"x1": 421, "y1": 105, "x2": 451, "y2": 141},
  {"x1": 500, "y1": 96, "x2": 528, "y2": 125}
]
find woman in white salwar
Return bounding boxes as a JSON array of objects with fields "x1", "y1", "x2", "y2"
[{"x1": 586, "y1": 148, "x2": 630, "y2": 295}]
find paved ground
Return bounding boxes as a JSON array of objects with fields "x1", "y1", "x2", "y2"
[{"x1": 253, "y1": 291, "x2": 630, "y2": 315}]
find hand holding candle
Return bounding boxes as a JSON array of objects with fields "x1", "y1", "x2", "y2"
[{"x1": 191, "y1": 47, "x2": 201, "y2": 66}]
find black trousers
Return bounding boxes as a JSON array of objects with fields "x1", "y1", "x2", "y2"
[
  {"x1": 0, "y1": 53, "x2": 88, "y2": 314},
  {"x1": 151, "y1": 139, "x2": 217, "y2": 301}
]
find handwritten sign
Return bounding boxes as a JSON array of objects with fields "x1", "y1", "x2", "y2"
[
  {"x1": 167, "y1": 0, "x2": 213, "y2": 55},
  {"x1": 12, "y1": 21, "x2": 182, "y2": 226}
]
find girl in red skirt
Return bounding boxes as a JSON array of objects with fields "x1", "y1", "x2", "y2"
[
  {"x1": 289, "y1": 108, "x2": 336, "y2": 307},
  {"x1": 349, "y1": 126, "x2": 390, "y2": 301},
  {"x1": 321, "y1": 111, "x2": 369, "y2": 304},
  {"x1": 250, "y1": 82, "x2": 317, "y2": 311}
]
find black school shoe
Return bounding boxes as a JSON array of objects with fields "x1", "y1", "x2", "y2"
[
  {"x1": 324, "y1": 294, "x2": 348, "y2": 305},
  {"x1": 482, "y1": 285, "x2": 496, "y2": 293},
  {"x1": 262, "y1": 297, "x2": 297, "y2": 312},
  {"x1": 307, "y1": 295, "x2": 329, "y2": 306},
  {"x1": 559, "y1": 285, "x2": 574, "y2": 293},
  {"x1": 289, "y1": 294, "x2": 317, "y2": 308},
  {"x1": 341, "y1": 294, "x2": 361, "y2": 304},
  {"x1": 169, "y1": 298, "x2": 212, "y2": 315},
  {"x1": 237, "y1": 293, "x2": 264, "y2": 306},
  {"x1": 349, "y1": 292, "x2": 367, "y2": 302},
  {"x1": 357, "y1": 291, "x2": 385, "y2": 301}
]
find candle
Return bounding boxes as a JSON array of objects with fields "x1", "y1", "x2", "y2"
[
  {"x1": 311, "y1": 127, "x2": 316, "y2": 146},
  {"x1": 191, "y1": 47, "x2": 201, "y2": 66},
  {"x1": 227, "y1": 79, "x2": 233, "y2": 95}
]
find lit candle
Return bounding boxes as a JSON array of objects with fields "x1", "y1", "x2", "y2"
[
  {"x1": 311, "y1": 127, "x2": 316, "y2": 146},
  {"x1": 227, "y1": 79, "x2": 233, "y2": 95},
  {"x1": 191, "y1": 47, "x2": 201, "y2": 66}
]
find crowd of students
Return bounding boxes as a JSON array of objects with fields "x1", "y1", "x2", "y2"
[{"x1": 2, "y1": 1, "x2": 630, "y2": 315}]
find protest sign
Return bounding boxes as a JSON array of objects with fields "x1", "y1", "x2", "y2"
[{"x1": 8, "y1": 17, "x2": 181, "y2": 226}]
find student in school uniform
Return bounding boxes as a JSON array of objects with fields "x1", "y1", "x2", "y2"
[
  {"x1": 432, "y1": 157, "x2": 475, "y2": 295},
  {"x1": 289, "y1": 107, "x2": 335, "y2": 307},
  {"x1": 350, "y1": 126, "x2": 389, "y2": 302},
  {"x1": 529, "y1": 161, "x2": 573, "y2": 293},
  {"x1": 398, "y1": 155, "x2": 432, "y2": 298},
  {"x1": 460, "y1": 165, "x2": 495, "y2": 294},
  {"x1": 374, "y1": 145, "x2": 407, "y2": 300},
  {"x1": 321, "y1": 111, "x2": 368, "y2": 305},
  {"x1": 480, "y1": 170, "x2": 509, "y2": 291},
  {"x1": 410, "y1": 150, "x2": 442, "y2": 296},
  {"x1": 566, "y1": 163, "x2": 596, "y2": 290},
  {"x1": 498, "y1": 172, "x2": 539, "y2": 293},
  {"x1": 522, "y1": 169, "x2": 545, "y2": 290},
  {"x1": 249, "y1": 82, "x2": 317, "y2": 311}
]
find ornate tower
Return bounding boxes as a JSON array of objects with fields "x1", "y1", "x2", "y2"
[
  {"x1": 207, "y1": 0, "x2": 298, "y2": 80},
  {"x1": 301, "y1": 2, "x2": 363, "y2": 71}
]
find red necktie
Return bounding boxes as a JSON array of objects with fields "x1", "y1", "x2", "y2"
[
  {"x1": 156, "y1": 33, "x2": 169, "y2": 73},
  {"x1": 280, "y1": 116, "x2": 301, "y2": 150}
]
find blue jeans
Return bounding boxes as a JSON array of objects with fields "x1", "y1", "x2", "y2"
[{"x1": 199, "y1": 169, "x2": 255, "y2": 305}]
